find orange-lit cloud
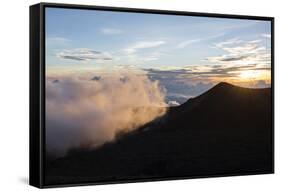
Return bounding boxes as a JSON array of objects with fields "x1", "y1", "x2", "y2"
[{"x1": 46, "y1": 71, "x2": 166, "y2": 157}]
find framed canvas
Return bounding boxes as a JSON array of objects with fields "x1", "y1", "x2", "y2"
[{"x1": 30, "y1": 3, "x2": 274, "y2": 188}]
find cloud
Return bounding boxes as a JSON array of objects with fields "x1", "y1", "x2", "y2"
[
  {"x1": 57, "y1": 48, "x2": 112, "y2": 61},
  {"x1": 101, "y1": 28, "x2": 123, "y2": 35},
  {"x1": 176, "y1": 33, "x2": 225, "y2": 49},
  {"x1": 219, "y1": 55, "x2": 249, "y2": 62},
  {"x1": 252, "y1": 80, "x2": 270, "y2": 88},
  {"x1": 46, "y1": 72, "x2": 167, "y2": 157},
  {"x1": 262, "y1": 33, "x2": 271, "y2": 38},
  {"x1": 177, "y1": 39, "x2": 202, "y2": 48},
  {"x1": 52, "y1": 79, "x2": 59, "y2": 83},
  {"x1": 91, "y1": 76, "x2": 101, "y2": 81},
  {"x1": 168, "y1": 100, "x2": 180, "y2": 107},
  {"x1": 142, "y1": 57, "x2": 159, "y2": 62},
  {"x1": 206, "y1": 38, "x2": 270, "y2": 65},
  {"x1": 207, "y1": 55, "x2": 251, "y2": 63},
  {"x1": 214, "y1": 38, "x2": 242, "y2": 48},
  {"x1": 124, "y1": 41, "x2": 166, "y2": 54}
]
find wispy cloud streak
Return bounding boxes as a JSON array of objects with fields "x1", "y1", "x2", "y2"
[
  {"x1": 57, "y1": 48, "x2": 112, "y2": 61},
  {"x1": 124, "y1": 41, "x2": 166, "y2": 54},
  {"x1": 101, "y1": 28, "x2": 123, "y2": 35}
]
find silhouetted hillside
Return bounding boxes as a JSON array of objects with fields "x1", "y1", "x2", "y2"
[{"x1": 45, "y1": 82, "x2": 273, "y2": 185}]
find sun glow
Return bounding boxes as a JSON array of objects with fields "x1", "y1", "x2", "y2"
[
  {"x1": 239, "y1": 70, "x2": 260, "y2": 79},
  {"x1": 238, "y1": 70, "x2": 270, "y2": 81},
  {"x1": 209, "y1": 69, "x2": 271, "y2": 88},
  {"x1": 225, "y1": 69, "x2": 270, "y2": 82}
]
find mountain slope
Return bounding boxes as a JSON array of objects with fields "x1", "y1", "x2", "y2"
[{"x1": 45, "y1": 82, "x2": 273, "y2": 185}]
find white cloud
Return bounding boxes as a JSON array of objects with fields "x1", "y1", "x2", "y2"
[
  {"x1": 142, "y1": 57, "x2": 159, "y2": 62},
  {"x1": 168, "y1": 100, "x2": 180, "y2": 107},
  {"x1": 176, "y1": 33, "x2": 225, "y2": 49},
  {"x1": 177, "y1": 39, "x2": 202, "y2": 48},
  {"x1": 262, "y1": 33, "x2": 271, "y2": 38},
  {"x1": 214, "y1": 38, "x2": 242, "y2": 48},
  {"x1": 57, "y1": 48, "x2": 112, "y2": 61},
  {"x1": 124, "y1": 41, "x2": 166, "y2": 54},
  {"x1": 101, "y1": 28, "x2": 123, "y2": 35},
  {"x1": 206, "y1": 38, "x2": 270, "y2": 66}
]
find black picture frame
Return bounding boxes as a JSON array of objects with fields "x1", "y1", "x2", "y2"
[{"x1": 30, "y1": 2, "x2": 274, "y2": 188}]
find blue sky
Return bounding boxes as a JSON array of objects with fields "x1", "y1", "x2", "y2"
[{"x1": 45, "y1": 7, "x2": 271, "y2": 90}]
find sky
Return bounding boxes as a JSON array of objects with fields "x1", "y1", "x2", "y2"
[{"x1": 45, "y1": 7, "x2": 271, "y2": 103}]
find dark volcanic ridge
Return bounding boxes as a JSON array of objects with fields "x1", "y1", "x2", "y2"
[{"x1": 45, "y1": 82, "x2": 273, "y2": 185}]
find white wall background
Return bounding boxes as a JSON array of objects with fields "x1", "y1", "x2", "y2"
[{"x1": 0, "y1": 0, "x2": 279, "y2": 190}]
